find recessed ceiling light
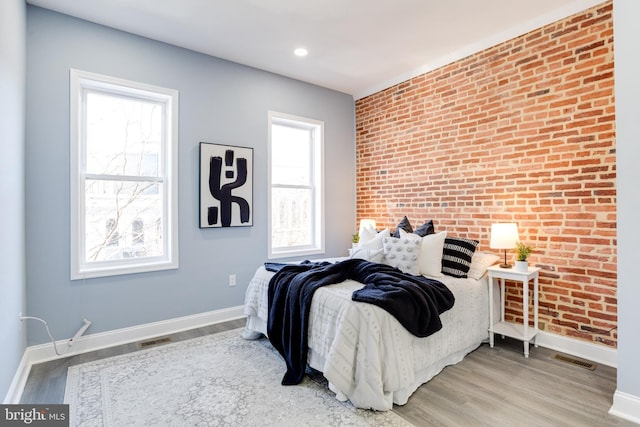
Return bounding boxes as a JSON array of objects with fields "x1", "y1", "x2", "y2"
[{"x1": 294, "y1": 48, "x2": 308, "y2": 57}]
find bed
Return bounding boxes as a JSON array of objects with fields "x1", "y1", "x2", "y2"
[{"x1": 242, "y1": 224, "x2": 500, "y2": 411}]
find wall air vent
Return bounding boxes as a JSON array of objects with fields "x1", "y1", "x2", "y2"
[{"x1": 138, "y1": 336, "x2": 172, "y2": 349}]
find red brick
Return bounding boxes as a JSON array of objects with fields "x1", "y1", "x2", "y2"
[{"x1": 355, "y1": 2, "x2": 615, "y2": 348}]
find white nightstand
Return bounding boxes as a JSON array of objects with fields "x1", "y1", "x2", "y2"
[{"x1": 487, "y1": 264, "x2": 541, "y2": 357}]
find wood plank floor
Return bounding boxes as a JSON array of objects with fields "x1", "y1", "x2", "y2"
[
  {"x1": 21, "y1": 319, "x2": 634, "y2": 426},
  {"x1": 394, "y1": 337, "x2": 634, "y2": 427}
]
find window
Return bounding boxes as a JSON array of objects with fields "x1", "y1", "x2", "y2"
[
  {"x1": 70, "y1": 69, "x2": 178, "y2": 279},
  {"x1": 268, "y1": 111, "x2": 324, "y2": 258}
]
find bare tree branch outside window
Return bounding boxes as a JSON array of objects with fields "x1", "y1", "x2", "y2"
[{"x1": 84, "y1": 93, "x2": 163, "y2": 263}]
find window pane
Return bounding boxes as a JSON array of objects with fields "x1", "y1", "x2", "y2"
[
  {"x1": 271, "y1": 187, "x2": 312, "y2": 248},
  {"x1": 85, "y1": 179, "x2": 164, "y2": 262},
  {"x1": 85, "y1": 91, "x2": 161, "y2": 177},
  {"x1": 271, "y1": 124, "x2": 311, "y2": 185}
]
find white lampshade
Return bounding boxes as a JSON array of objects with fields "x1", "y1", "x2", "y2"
[
  {"x1": 358, "y1": 218, "x2": 377, "y2": 236},
  {"x1": 490, "y1": 223, "x2": 520, "y2": 268},
  {"x1": 490, "y1": 223, "x2": 520, "y2": 249}
]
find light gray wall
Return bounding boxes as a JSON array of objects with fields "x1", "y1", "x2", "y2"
[
  {"x1": 0, "y1": 0, "x2": 27, "y2": 401},
  {"x1": 614, "y1": 0, "x2": 640, "y2": 400},
  {"x1": 25, "y1": 6, "x2": 356, "y2": 345}
]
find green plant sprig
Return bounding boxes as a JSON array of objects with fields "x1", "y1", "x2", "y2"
[{"x1": 515, "y1": 241, "x2": 533, "y2": 261}]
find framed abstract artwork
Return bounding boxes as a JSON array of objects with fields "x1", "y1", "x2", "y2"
[{"x1": 199, "y1": 142, "x2": 253, "y2": 228}]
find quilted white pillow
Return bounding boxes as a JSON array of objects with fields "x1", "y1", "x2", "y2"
[
  {"x1": 359, "y1": 227, "x2": 390, "y2": 251},
  {"x1": 467, "y1": 251, "x2": 500, "y2": 280},
  {"x1": 417, "y1": 230, "x2": 447, "y2": 278},
  {"x1": 382, "y1": 231, "x2": 422, "y2": 275}
]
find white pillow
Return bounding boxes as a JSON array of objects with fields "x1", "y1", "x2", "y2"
[
  {"x1": 467, "y1": 251, "x2": 500, "y2": 280},
  {"x1": 359, "y1": 228, "x2": 390, "y2": 251},
  {"x1": 358, "y1": 224, "x2": 378, "y2": 245},
  {"x1": 417, "y1": 230, "x2": 447, "y2": 278},
  {"x1": 399, "y1": 228, "x2": 422, "y2": 244},
  {"x1": 382, "y1": 231, "x2": 422, "y2": 275},
  {"x1": 349, "y1": 247, "x2": 385, "y2": 264}
]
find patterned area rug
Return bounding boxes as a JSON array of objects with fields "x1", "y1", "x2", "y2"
[{"x1": 64, "y1": 328, "x2": 412, "y2": 426}]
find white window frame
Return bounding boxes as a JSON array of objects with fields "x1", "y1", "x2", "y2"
[
  {"x1": 268, "y1": 111, "x2": 325, "y2": 259},
  {"x1": 70, "y1": 69, "x2": 179, "y2": 279}
]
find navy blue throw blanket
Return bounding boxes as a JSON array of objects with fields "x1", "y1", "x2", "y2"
[{"x1": 266, "y1": 258, "x2": 455, "y2": 385}]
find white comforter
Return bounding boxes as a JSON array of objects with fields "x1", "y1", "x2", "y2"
[{"x1": 243, "y1": 262, "x2": 493, "y2": 411}]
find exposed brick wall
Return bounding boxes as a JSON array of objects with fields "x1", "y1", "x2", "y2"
[{"x1": 355, "y1": 2, "x2": 616, "y2": 347}]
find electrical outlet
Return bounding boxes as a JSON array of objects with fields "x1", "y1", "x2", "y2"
[{"x1": 229, "y1": 274, "x2": 237, "y2": 287}]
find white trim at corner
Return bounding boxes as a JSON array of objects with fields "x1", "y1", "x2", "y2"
[
  {"x1": 610, "y1": 391, "x2": 640, "y2": 424},
  {"x1": 6, "y1": 306, "x2": 245, "y2": 403},
  {"x1": 535, "y1": 330, "x2": 617, "y2": 368}
]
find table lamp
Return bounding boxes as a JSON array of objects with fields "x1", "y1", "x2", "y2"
[
  {"x1": 490, "y1": 223, "x2": 520, "y2": 268},
  {"x1": 358, "y1": 219, "x2": 377, "y2": 237}
]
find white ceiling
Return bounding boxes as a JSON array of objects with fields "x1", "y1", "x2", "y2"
[{"x1": 26, "y1": 0, "x2": 604, "y2": 99}]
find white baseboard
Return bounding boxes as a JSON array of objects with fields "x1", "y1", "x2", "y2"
[
  {"x1": 610, "y1": 390, "x2": 640, "y2": 424},
  {"x1": 3, "y1": 351, "x2": 31, "y2": 404},
  {"x1": 7, "y1": 306, "x2": 245, "y2": 403},
  {"x1": 535, "y1": 330, "x2": 617, "y2": 368}
]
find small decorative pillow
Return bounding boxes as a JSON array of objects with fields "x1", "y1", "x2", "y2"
[
  {"x1": 358, "y1": 223, "x2": 378, "y2": 245},
  {"x1": 359, "y1": 228, "x2": 390, "y2": 251},
  {"x1": 416, "y1": 230, "x2": 447, "y2": 277},
  {"x1": 392, "y1": 216, "x2": 413, "y2": 238},
  {"x1": 413, "y1": 219, "x2": 435, "y2": 237},
  {"x1": 382, "y1": 232, "x2": 422, "y2": 275},
  {"x1": 441, "y1": 237, "x2": 479, "y2": 278},
  {"x1": 467, "y1": 252, "x2": 500, "y2": 280},
  {"x1": 349, "y1": 247, "x2": 385, "y2": 264}
]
